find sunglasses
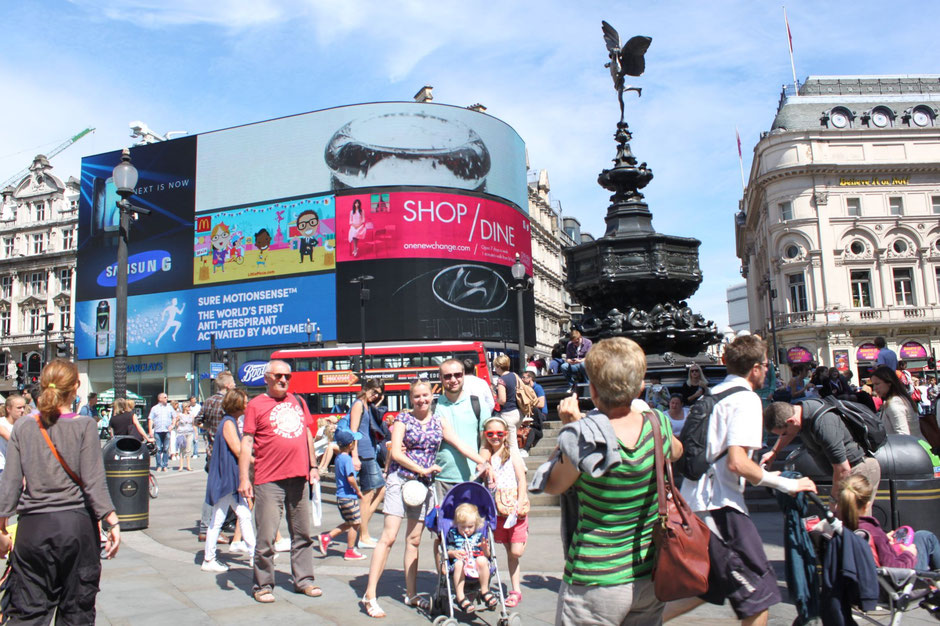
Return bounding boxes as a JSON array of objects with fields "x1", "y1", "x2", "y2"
[
  {"x1": 442, "y1": 372, "x2": 464, "y2": 380},
  {"x1": 484, "y1": 430, "x2": 507, "y2": 438},
  {"x1": 271, "y1": 373, "x2": 292, "y2": 380}
]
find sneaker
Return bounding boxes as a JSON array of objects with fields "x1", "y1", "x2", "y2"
[
  {"x1": 229, "y1": 540, "x2": 250, "y2": 554},
  {"x1": 344, "y1": 548, "x2": 367, "y2": 561},
  {"x1": 201, "y1": 559, "x2": 229, "y2": 572},
  {"x1": 519, "y1": 450, "x2": 529, "y2": 458},
  {"x1": 274, "y1": 537, "x2": 291, "y2": 552},
  {"x1": 357, "y1": 538, "x2": 377, "y2": 549},
  {"x1": 317, "y1": 533, "x2": 332, "y2": 556}
]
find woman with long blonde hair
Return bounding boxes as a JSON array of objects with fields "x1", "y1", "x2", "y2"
[{"x1": 0, "y1": 359, "x2": 119, "y2": 623}]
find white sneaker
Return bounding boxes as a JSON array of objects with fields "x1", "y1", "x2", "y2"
[
  {"x1": 201, "y1": 559, "x2": 229, "y2": 572},
  {"x1": 519, "y1": 450, "x2": 529, "y2": 457},
  {"x1": 274, "y1": 537, "x2": 291, "y2": 552},
  {"x1": 229, "y1": 540, "x2": 250, "y2": 554}
]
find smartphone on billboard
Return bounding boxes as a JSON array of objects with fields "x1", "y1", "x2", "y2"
[{"x1": 92, "y1": 177, "x2": 120, "y2": 234}]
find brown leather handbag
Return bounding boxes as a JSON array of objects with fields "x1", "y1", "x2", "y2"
[{"x1": 646, "y1": 411, "x2": 711, "y2": 601}]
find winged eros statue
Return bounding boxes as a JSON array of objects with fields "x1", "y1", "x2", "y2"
[{"x1": 601, "y1": 21, "x2": 651, "y2": 124}]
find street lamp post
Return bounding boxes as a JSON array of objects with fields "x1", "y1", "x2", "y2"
[
  {"x1": 510, "y1": 254, "x2": 532, "y2": 375},
  {"x1": 42, "y1": 312, "x2": 53, "y2": 365},
  {"x1": 765, "y1": 275, "x2": 780, "y2": 366},
  {"x1": 349, "y1": 275, "x2": 374, "y2": 382},
  {"x1": 305, "y1": 318, "x2": 314, "y2": 348},
  {"x1": 111, "y1": 149, "x2": 150, "y2": 401}
]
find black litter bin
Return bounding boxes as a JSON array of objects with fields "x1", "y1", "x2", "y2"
[
  {"x1": 102, "y1": 436, "x2": 150, "y2": 530},
  {"x1": 785, "y1": 434, "x2": 940, "y2": 538}
]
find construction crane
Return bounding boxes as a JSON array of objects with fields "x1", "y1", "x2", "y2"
[{"x1": 0, "y1": 127, "x2": 95, "y2": 190}]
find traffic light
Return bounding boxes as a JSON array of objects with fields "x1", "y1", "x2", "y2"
[
  {"x1": 929, "y1": 356, "x2": 937, "y2": 370},
  {"x1": 56, "y1": 342, "x2": 70, "y2": 358},
  {"x1": 15, "y1": 362, "x2": 24, "y2": 387},
  {"x1": 220, "y1": 350, "x2": 230, "y2": 370}
]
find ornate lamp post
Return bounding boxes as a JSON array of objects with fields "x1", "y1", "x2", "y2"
[
  {"x1": 510, "y1": 254, "x2": 532, "y2": 374},
  {"x1": 349, "y1": 275, "x2": 374, "y2": 382},
  {"x1": 111, "y1": 149, "x2": 150, "y2": 400}
]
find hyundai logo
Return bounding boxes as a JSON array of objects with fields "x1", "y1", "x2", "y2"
[{"x1": 431, "y1": 264, "x2": 508, "y2": 313}]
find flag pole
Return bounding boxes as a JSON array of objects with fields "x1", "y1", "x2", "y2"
[
  {"x1": 736, "y1": 127, "x2": 746, "y2": 193},
  {"x1": 784, "y1": 6, "x2": 799, "y2": 94}
]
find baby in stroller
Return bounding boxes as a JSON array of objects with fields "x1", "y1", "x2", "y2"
[{"x1": 445, "y1": 503, "x2": 497, "y2": 613}]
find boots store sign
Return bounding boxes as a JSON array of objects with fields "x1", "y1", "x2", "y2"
[{"x1": 238, "y1": 360, "x2": 269, "y2": 387}]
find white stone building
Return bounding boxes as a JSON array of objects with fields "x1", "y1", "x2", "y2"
[
  {"x1": 0, "y1": 156, "x2": 79, "y2": 390},
  {"x1": 527, "y1": 168, "x2": 571, "y2": 357},
  {"x1": 736, "y1": 75, "x2": 940, "y2": 379},
  {"x1": 726, "y1": 282, "x2": 750, "y2": 334}
]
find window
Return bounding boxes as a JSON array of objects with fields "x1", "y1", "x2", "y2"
[
  {"x1": 893, "y1": 239, "x2": 908, "y2": 254},
  {"x1": 788, "y1": 273, "x2": 808, "y2": 312},
  {"x1": 889, "y1": 197, "x2": 904, "y2": 216},
  {"x1": 850, "y1": 270, "x2": 872, "y2": 308},
  {"x1": 59, "y1": 268, "x2": 72, "y2": 292},
  {"x1": 779, "y1": 201, "x2": 793, "y2": 221},
  {"x1": 33, "y1": 201, "x2": 46, "y2": 222},
  {"x1": 27, "y1": 308, "x2": 44, "y2": 334},
  {"x1": 58, "y1": 304, "x2": 70, "y2": 330},
  {"x1": 0, "y1": 311, "x2": 8, "y2": 336},
  {"x1": 850, "y1": 240, "x2": 866, "y2": 255},
  {"x1": 62, "y1": 229, "x2": 74, "y2": 250},
  {"x1": 893, "y1": 268, "x2": 915, "y2": 305},
  {"x1": 932, "y1": 196, "x2": 940, "y2": 215},
  {"x1": 784, "y1": 244, "x2": 800, "y2": 259},
  {"x1": 31, "y1": 233, "x2": 44, "y2": 254},
  {"x1": 936, "y1": 268, "x2": 940, "y2": 305},
  {"x1": 846, "y1": 197, "x2": 861, "y2": 217},
  {"x1": 0, "y1": 276, "x2": 10, "y2": 299},
  {"x1": 28, "y1": 272, "x2": 45, "y2": 295},
  {"x1": 2, "y1": 238, "x2": 12, "y2": 258}
]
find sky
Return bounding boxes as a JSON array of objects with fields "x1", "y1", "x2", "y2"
[{"x1": 3, "y1": 0, "x2": 940, "y2": 330}]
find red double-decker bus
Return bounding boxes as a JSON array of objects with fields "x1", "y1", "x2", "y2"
[{"x1": 270, "y1": 341, "x2": 491, "y2": 418}]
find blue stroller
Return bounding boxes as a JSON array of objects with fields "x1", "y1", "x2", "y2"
[{"x1": 425, "y1": 480, "x2": 521, "y2": 626}]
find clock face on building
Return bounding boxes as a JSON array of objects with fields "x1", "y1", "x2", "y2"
[
  {"x1": 871, "y1": 110, "x2": 889, "y2": 127},
  {"x1": 830, "y1": 111, "x2": 848, "y2": 128},
  {"x1": 913, "y1": 109, "x2": 931, "y2": 127}
]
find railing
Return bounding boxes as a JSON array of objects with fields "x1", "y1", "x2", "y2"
[{"x1": 774, "y1": 306, "x2": 939, "y2": 328}]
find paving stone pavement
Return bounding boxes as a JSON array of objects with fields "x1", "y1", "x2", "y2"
[{"x1": 90, "y1": 457, "x2": 937, "y2": 624}]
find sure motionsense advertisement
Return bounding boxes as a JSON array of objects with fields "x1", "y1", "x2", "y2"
[{"x1": 75, "y1": 102, "x2": 530, "y2": 359}]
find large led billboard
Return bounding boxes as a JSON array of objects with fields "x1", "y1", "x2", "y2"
[{"x1": 75, "y1": 102, "x2": 531, "y2": 359}]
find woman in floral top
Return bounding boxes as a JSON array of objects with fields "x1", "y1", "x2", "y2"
[{"x1": 361, "y1": 380, "x2": 486, "y2": 619}]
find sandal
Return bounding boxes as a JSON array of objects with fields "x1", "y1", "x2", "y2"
[
  {"x1": 457, "y1": 596, "x2": 475, "y2": 614},
  {"x1": 403, "y1": 594, "x2": 430, "y2": 611},
  {"x1": 505, "y1": 591, "x2": 522, "y2": 608},
  {"x1": 481, "y1": 591, "x2": 499, "y2": 610},
  {"x1": 362, "y1": 595, "x2": 386, "y2": 618},
  {"x1": 253, "y1": 588, "x2": 276, "y2": 603},
  {"x1": 298, "y1": 585, "x2": 322, "y2": 597}
]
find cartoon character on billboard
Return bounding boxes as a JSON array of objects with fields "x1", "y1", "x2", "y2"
[
  {"x1": 255, "y1": 228, "x2": 272, "y2": 266},
  {"x1": 210, "y1": 222, "x2": 231, "y2": 273},
  {"x1": 296, "y1": 210, "x2": 320, "y2": 263},
  {"x1": 228, "y1": 232, "x2": 245, "y2": 265},
  {"x1": 155, "y1": 297, "x2": 185, "y2": 347},
  {"x1": 349, "y1": 199, "x2": 366, "y2": 257}
]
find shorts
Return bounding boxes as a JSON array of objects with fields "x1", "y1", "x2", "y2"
[
  {"x1": 383, "y1": 471, "x2": 432, "y2": 520},
  {"x1": 699, "y1": 506, "x2": 781, "y2": 619},
  {"x1": 493, "y1": 515, "x2": 529, "y2": 544},
  {"x1": 555, "y1": 577, "x2": 663, "y2": 626},
  {"x1": 337, "y1": 497, "x2": 361, "y2": 524},
  {"x1": 359, "y1": 457, "x2": 386, "y2": 492}
]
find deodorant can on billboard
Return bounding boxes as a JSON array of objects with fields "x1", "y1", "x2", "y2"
[{"x1": 96, "y1": 300, "x2": 110, "y2": 357}]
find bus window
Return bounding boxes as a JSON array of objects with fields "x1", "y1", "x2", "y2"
[
  {"x1": 453, "y1": 352, "x2": 479, "y2": 365},
  {"x1": 322, "y1": 357, "x2": 353, "y2": 371},
  {"x1": 293, "y1": 358, "x2": 319, "y2": 372},
  {"x1": 319, "y1": 393, "x2": 354, "y2": 414},
  {"x1": 384, "y1": 392, "x2": 407, "y2": 413},
  {"x1": 429, "y1": 354, "x2": 449, "y2": 367},
  {"x1": 381, "y1": 355, "x2": 404, "y2": 368}
]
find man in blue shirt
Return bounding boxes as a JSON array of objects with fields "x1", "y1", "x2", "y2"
[
  {"x1": 147, "y1": 393, "x2": 175, "y2": 472},
  {"x1": 78, "y1": 392, "x2": 98, "y2": 420},
  {"x1": 874, "y1": 336, "x2": 898, "y2": 370},
  {"x1": 522, "y1": 372, "x2": 547, "y2": 455},
  {"x1": 561, "y1": 330, "x2": 592, "y2": 391}
]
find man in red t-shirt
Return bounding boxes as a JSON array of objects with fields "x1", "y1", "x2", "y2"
[{"x1": 238, "y1": 359, "x2": 321, "y2": 602}]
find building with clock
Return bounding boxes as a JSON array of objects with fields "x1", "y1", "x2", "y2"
[{"x1": 735, "y1": 75, "x2": 940, "y2": 381}]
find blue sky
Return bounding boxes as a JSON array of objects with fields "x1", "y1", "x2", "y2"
[{"x1": 3, "y1": 1, "x2": 940, "y2": 329}]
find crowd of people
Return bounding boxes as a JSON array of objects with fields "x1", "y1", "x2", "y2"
[{"x1": 0, "y1": 329, "x2": 938, "y2": 624}]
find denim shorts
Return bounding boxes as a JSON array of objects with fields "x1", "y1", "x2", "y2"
[{"x1": 359, "y1": 457, "x2": 386, "y2": 492}]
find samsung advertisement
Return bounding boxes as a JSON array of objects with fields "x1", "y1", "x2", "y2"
[{"x1": 75, "y1": 102, "x2": 531, "y2": 359}]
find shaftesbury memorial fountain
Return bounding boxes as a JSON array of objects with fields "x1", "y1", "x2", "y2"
[{"x1": 564, "y1": 22, "x2": 722, "y2": 358}]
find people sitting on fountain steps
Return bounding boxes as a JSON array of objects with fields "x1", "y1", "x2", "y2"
[
  {"x1": 668, "y1": 335, "x2": 816, "y2": 626},
  {"x1": 561, "y1": 329, "x2": 592, "y2": 393},
  {"x1": 643, "y1": 375, "x2": 670, "y2": 411},
  {"x1": 761, "y1": 399, "x2": 881, "y2": 502}
]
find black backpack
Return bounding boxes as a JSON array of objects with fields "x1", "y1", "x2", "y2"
[
  {"x1": 677, "y1": 387, "x2": 748, "y2": 481},
  {"x1": 817, "y1": 395, "x2": 887, "y2": 454}
]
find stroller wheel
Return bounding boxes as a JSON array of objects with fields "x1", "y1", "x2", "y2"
[
  {"x1": 433, "y1": 616, "x2": 448, "y2": 626},
  {"x1": 508, "y1": 613, "x2": 522, "y2": 626},
  {"x1": 442, "y1": 620, "x2": 458, "y2": 626}
]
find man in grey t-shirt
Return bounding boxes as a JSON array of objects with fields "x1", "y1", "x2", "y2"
[{"x1": 762, "y1": 400, "x2": 881, "y2": 500}]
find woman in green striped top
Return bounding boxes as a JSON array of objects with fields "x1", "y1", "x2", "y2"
[{"x1": 545, "y1": 337, "x2": 682, "y2": 626}]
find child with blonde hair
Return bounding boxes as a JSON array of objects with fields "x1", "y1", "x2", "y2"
[{"x1": 446, "y1": 503, "x2": 495, "y2": 613}]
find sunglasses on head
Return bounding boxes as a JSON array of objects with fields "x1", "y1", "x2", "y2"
[
  {"x1": 271, "y1": 372, "x2": 292, "y2": 380},
  {"x1": 484, "y1": 430, "x2": 507, "y2": 438},
  {"x1": 442, "y1": 372, "x2": 464, "y2": 380}
]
